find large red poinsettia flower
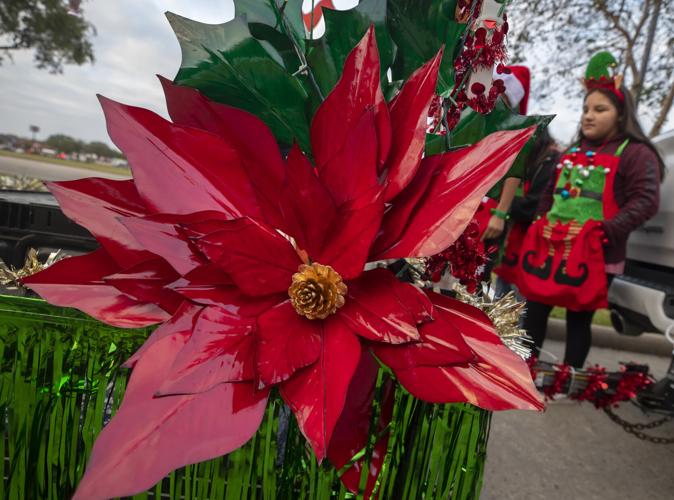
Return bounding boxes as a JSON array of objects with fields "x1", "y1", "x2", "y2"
[{"x1": 24, "y1": 28, "x2": 541, "y2": 499}]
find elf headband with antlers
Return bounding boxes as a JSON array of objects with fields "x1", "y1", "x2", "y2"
[{"x1": 582, "y1": 51, "x2": 625, "y2": 103}]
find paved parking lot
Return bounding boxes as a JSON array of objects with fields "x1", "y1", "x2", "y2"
[{"x1": 482, "y1": 323, "x2": 674, "y2": 500}]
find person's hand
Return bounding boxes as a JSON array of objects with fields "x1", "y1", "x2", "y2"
[{"x1": 482, "y1": 215, "x2": 505, "y2": 240}]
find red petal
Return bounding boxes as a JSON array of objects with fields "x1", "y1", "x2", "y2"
[
  {"x1": 22, "y1": 249, "x2": 169, "y2": 328},
  {"x1": 160, "y1": 76, "x2": 285, "y2": 227},
  {"x1": 120, "y1": 212, "x2": 228, "y2": 275},
  {"x1": 279, "y1": 144, "x2": 337, "y2": 257},
  {"x1": 194, "y1": 217, "x2": 301, "y2": 296},
  {"x1": 310, "y1": 26, "x2": 391, "y2": 172},
  {"x1": 177, "y1": 263, "x2": 232, "y2": 285},
  {"x1": 394, "y1": 292, "x2": 544, "y2": 411},
  {"x1": 316, "y1": 190, "x2": 385, "y2": 280},
  {"x1": 103, "y1": 257, "x2": 183, "y2": 315},
  {"x1": 373, "y1": 127, "x2": 536, "y2": 259},
  {"x1": 372, "y1": 299, "x2": 474, "y2": 370},
  {"x1": 328, "y1": 352, "x2": 394, "y2": 498},
  {"x1": 73, "y1": 333, "x2": 269, "y2": 500},
  {"x1": 371, "y1": 155, "x2": 441, "y2": 257},
  {"x1": 318, "y1": 109, "x2": 380, "y2": 206},
  {"x1": 125, "y1": 301, "x2": 203, "y2": 368},
  {"x1": 169, "y1": 278, "x2": 286, "y2": 320},
  {"x1": 157, "y1": 306, "x2": 259, "y2": 395},
  {"x1": 47, "y1": 178, "x2": 153, "y2": 268},
  {"x1": 179, "y1": 217, "x2": 234, "y2": 240},
  {"x1": 169, "y1": 263, "x2": 286, "y2": 315},
  {"x1": 170, "y1": 281, "x2": 241, "y2": 307},
  {"x1": 338, "y1": 268, "x2": 428, "y2": 344},
  {"x1": 384, "y1": 49, "x2": 443, "y2": 201},
  {"x1": 255, "y1": 300, "x2": 322, "y2": 387},
  {"x1": 98, "y1": 95, "x2": 261, "y2": 219},
  {"x1": 280, "y1": 317, "x2": 361, "y2": 461}
]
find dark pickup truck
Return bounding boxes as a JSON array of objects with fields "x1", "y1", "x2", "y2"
[{"x1": 0, "y1": 190, "x2": 96, "y2": 270}]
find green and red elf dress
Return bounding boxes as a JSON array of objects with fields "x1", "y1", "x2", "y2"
[
  {"x1": 516, "y1": 136, "x2": 660, "y2": 310},
  {"x1": 494, "y1": 151, "x2": 559, "y2": 284}
]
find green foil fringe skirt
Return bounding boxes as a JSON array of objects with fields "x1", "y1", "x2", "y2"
[{"x1": 0, "y1": 295, "x2": 491, "y2": 499}]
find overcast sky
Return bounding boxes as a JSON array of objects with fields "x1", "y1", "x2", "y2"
[{"x1": 0, "y1": 0, "x2": 612, "y2": 148}]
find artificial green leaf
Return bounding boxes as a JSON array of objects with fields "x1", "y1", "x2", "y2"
[
  {"x1": 383, "y1": 79, "x2": 404, "y2": 101},
  {"x1": 168, "y1": 12, "x2": 311, "y2": 151},
  {"x1": 451, "y1": 100, "x2": 554, "y2": 148},
  {"x1": 387, "y1": 0, "x2": 466, "y2": 95},
  {"x1": 235, "y1": 0, "x2": 306, "y2": 51},
  {"x1": 237, "y1": 0, "x2": 306, "y2": 72},
  {"x1": 426, "y1": 99, "x2": 554, "y2": 155},
  {"x1": 306, "y1": 0, "x2": 394, "y2": 98}
]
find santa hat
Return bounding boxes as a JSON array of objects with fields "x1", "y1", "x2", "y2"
[{"x1": 496, "y1": 65, "x2": 530, "y2": 115}]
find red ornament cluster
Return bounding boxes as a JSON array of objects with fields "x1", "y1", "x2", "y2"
[
  {"x1": 425, "y1": 220, "x2": 487, "y2": 293},
  {"x1": 543, "y1": 363, "x2": 571, "y2": 400},
  {"x1": 427, "y1": 8, "x2": 509, "y2": 133},
  {"x1": 569, "y1": 365, "x2": 609, "y2": 406},
  {"x1": 455, "y1": 0, "x2": 476, "y2": 22},
  {"x1": 467, "y1": 78, "x2": 505, "y2": 114},
  {"x1": 426, "y1": 95, "x2": 446, "y2": 135},
  {"x1": 528, "y1": 357, "x2": 654, "y2": 409},
  {"x1": 452, "y1": 17, "x2": 508, "y2": 108}
]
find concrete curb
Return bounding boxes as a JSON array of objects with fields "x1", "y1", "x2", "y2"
[{"x1": 546, "y1": 318, "x2": 673, "y2": 357}]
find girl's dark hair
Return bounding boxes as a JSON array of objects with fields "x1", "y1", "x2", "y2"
[
  {"x1": 527, "y1": 127, "x2": 557, "y2": 174},
  {"x1": 578, "y1": 87, "x2": 665, "y2": 178}
]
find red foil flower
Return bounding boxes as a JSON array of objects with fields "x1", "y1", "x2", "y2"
[{"x1": 24, "y1": 28, "x2": 541, "y2": 499}]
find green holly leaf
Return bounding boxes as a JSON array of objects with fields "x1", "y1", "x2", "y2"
[
  {"x1": 168, "y1": 12, "x2": 311, "y2": 151},
  {"x1": 387, "y1": 0, "x2": 466, "y2": 95},
  {"x1": 306, "y1": 0, "x2": 394, "y2": 98}
]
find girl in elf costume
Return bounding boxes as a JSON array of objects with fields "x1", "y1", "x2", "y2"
[{"x1": 518, "y1": 52, "x2": 664, "y2": 367}]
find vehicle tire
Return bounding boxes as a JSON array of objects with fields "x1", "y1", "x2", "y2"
[{"x1": 610, "y1": 308, "x2": 645, "y2": 336}]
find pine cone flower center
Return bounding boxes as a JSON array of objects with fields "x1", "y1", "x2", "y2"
[{"x1": 288, "y1": 263, "x2": 347, "y2": 320}]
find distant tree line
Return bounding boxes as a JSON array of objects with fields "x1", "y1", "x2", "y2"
[
  {"x1": 0, "y1": 132, "x2": 124, "y2": 158},
  {"x1": 43, "y1": 133, "x2": 124, "y2": 158}
]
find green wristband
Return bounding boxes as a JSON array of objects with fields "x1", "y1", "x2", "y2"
[{"x1": 490, "y1": 208, "x2": 510, "y2": 220}]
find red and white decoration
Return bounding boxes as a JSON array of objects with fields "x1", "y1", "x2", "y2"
[{"x1": 302, "y1": 0, "x2": 359, "y2": 38}]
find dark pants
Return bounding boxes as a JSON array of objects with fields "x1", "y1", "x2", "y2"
[{"x1": 523, "y1": 275, "x2": 614, "y2": 368}]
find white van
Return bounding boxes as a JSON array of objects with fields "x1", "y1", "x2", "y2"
[{"x1": 608, "y1": 130, "x2": 674, "y2": 335}]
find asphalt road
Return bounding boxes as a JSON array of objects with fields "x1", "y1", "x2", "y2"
[
  {"x1": 0, "y1": 155, "x2": 130, "y2": 181},
  {"x1": 482, "y1": 321, "x2": 674, "y2": 500}
]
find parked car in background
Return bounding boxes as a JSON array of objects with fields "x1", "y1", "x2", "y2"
[
  {"x1": 40, "y1": 147, "x2": 57, "y2": 157},
  {"x1": 608, "y1": 130, "x2": 674, "y2": 336},
  {"x1": 0, "y1": 190, "x2": 96, "y2": 279}
]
